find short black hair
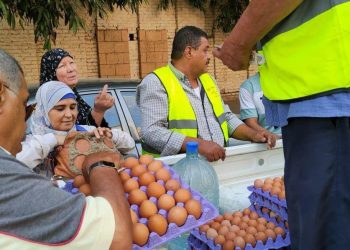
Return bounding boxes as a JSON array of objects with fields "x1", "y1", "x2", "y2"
[{"x1": 171, "y1": 26, "x2": 208, "y2": 60}]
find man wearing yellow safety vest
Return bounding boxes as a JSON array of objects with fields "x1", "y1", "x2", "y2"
[
  {"x1": 213, "y1": 0, "x2": 350, "y2": 249},
  {"x1": 136, "y1": 26, "x2": 276, "y2": 162}
]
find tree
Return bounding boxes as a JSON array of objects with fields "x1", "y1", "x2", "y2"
[{"x1": 0, "y1": 0, "x2": 144, "y2": 49}]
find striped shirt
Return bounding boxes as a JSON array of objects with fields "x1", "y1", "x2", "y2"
[{"x1": 136, "y1": 63, "x2": 243, "y2": 156}]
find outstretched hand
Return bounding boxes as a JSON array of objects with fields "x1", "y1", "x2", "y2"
[
  {"x1": 94, "y1": 84, "x2": 114, "y2": 113},
  {"x1": 251, "y1": 130, "x2": 278, "y2": 149},
  {"x1": 198, "y1": 140, "x2": 226, "y2": 162}
]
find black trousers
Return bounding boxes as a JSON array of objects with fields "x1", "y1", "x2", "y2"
[{"x1": 282, "y1": 117, "x2": 350, "y2": 250}]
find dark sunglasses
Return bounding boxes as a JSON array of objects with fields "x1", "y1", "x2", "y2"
[{"x1": 0, "y1": 81, "x2": 34, "y2": 121}]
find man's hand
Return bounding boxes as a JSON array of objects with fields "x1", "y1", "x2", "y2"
[
  {"x1": 198, "y1": 140, "x2": 226, "y2": 162},
  {"x1": 93, "y1": 84, "x2": 114, "y2": 114},
  {"x1": 250, "y1": 130, "x2": 278, "y2": 149}
]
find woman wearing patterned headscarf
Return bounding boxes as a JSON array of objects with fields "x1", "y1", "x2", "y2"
[
  {"x1": 39, "y1": 48, "x2": 113, "y2": 127},
  {"x1": 17, "y1": 81, "x2": 135, "y2": 176}
]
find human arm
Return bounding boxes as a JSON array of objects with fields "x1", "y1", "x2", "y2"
[
  {"x1": 232, "y1": 124, "x2": 276, "y2": 149},
  {"x1": 136, "y1": 74, "x2": 186, "y2": 156},
  {"x1": 16, "y1": 133, "x2": 64, "y2": 169},
  {"x1": 92, "y1": 85, "x2": 114, "y2": 126},
  {"x1": 82, "y1": 152, "x2": 133, "y2": 250},
  {"x1": 212, "y1": 0, "x2": 304, "y2": 70}
]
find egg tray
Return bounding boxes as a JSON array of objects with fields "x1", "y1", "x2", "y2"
[
  {"x1": 248, "y1": 192, "x2": 288, "y2": 222},
  {"x1": 248, "y1": 204, "x2": 287, "y2": 231},
  {"x1": 127, "y1": 165, "x2": 219, "y2": 250},
  {"x1": 62, "y1": 164, "x2": 219, "y2": 250},
  {"x1": 247, "y1": 186, "x2": 287, "y2": 208},
  {"x1": 187, "y1": 228, "x2": 290, "y2": 250}
]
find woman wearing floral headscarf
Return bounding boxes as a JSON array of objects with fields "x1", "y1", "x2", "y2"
[
  {"x1": 39, "y1": 48, "x2": 113, "y2": 127},
  {"x1": 17, "y1": 81, "x2": 135, "y2": 177}
]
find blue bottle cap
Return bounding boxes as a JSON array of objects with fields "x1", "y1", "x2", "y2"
[{"x1": 186, "y1": 141, "x2": 198, "y2": 153}]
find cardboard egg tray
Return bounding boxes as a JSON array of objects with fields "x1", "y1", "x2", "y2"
[
  {"x1": 247, "y1": 186, "x2": 287, "y2": 221},
  {"x1": 248, "y1": 204, "x2": 287, "y2": 231},
  {"x1": 187, "y1": 227, "x2": 290, "y2": 250},
  {"x1": 62, "y1": 164, "x2": 219, "y2": 250}
]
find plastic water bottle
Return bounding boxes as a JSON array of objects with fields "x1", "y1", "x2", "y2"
[{"x1": 167, "y1": 141, "x2": 219, "y2": 250}]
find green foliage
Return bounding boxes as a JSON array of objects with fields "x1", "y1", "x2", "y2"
[{"x1": 0, "y1": 0, "x2": 144, "y2": 49}]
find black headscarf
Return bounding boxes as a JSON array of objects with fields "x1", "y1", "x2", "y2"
[
  {"x1": 38, "y1": 48, "x2": 108, "y2": 127},
  {"x1": 39, "y1": 48, "x2": 72, "y2": 85}
]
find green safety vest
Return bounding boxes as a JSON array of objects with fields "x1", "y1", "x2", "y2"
[
  {"x1": 142, "y1": 65, "x2": 229, "y2": 156},
  {"x1": 259, "y1": 0, "x2": 350, "y2": 102}
]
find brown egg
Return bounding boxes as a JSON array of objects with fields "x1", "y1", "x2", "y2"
[
  {"x1": 124, "y1": 157, "x2": 139, "y2": 169},
  {"x1": 261, "y1": 207, "x2": 270, "y2": 214},
  {"x1": 229, "y1": 224, "x2": 240, "y2": 233},
  {"x1": 247, "y1": 219, "x2": 258, "y2": 227},
  {"x1": 158, "y1": 194, "x2": 175, "y2": 211},
  {"x1": 79, "y1": 184, "x2": 91, "y2": 196},
  {"x1": 257, "y1": 217, "x2": 267, "y2": 225},
  {"x1": 230, "y1": 216, "x2": 241, "y2": 226},
  {"x1": 138, "y1": 172, "x2": 156, "y2": 186},
  {"x1": 237, "y1": 229, "x2": 246, "y2": 237},
  {"x1": 148, "y1": 160, "x2": 163, "y2": 172},
  {"x1": 278, "y1": 190, "x2": 286, "y2": 200},
  {"x1": 147, "y1": 182, "x2": 166, "y2": 198},
  {"x1": 185, "y1": 199, "x2": 202, "y2": 219},
  {"x1": 210, "y1": 221, "x2": 221, "y2": 231},
  {"x1": 73, "y1": 175, "x2": 86, "y2": 188},
  {"x1": 168, "y1": 206, "x2": 188, "y2": 226},
  {"x1": 139, "y1": 154, "x2": 154, "y2": 166},
  {"x1": 214, "y1": 235, "x2": 226, "y2": 246},
  {"x1": 206, "y1": 228, "x2": 218, "y2": 239},
  {"x1": 147, "y1": 214, "x2": 168, "y2": 236},
  {"x1": 262, "y1": 183, "x2": 272, "y2": 192},
  {"x1": 132, "y1": 223, "x2": 149, "y2": 246},
  {"x1": 174, "y1": 188, "x2": 192, "y2": 203},
  {"x1": 241, "y1": 216, "x2": 250, "y2": 223},
  {"x1": 214, "y1": 215, "x2": 224, "y2": 223},
  {"x1": 223, "y1": 212, "x2": 233, "y2": 221},
  {"x1": 254, "y1": 179, "x2": 264, "y2": 189},
  {"x1": 130, "y1": 209, "x2": 138, "y2": 224},
  {"x1": 266, "y1": 222, "x2": 276, "y2": 230},
  {"x1": 244, "y1": 233, "x2": 256, "y2": 247},
  {"x1": 218, "y1": 225, "x2": 229, "y2": 236},
  {"x1": 139, "y1": 200, "x2": 158, "y2": 218},
  {"x1": 165, "y1": 179, "x2": 181, "y2": 191},
  {"x1": 119, "y1": 171, "x2": 130, "y2": 183},
  {"x1": 224, "y1": 231, "x2": 236, "y2": 241},
  {"x1": 270, "y1": 186, "x2": 281, "y2": 196},
  {"x1": 221, "y1": 220, "x2": 231, "y2": 227},
  {"x1": 274, "y1": 226, "x2": 286, "y2": 238},
  {"x1": 246, "y1": 226, "x2": 258, "y2": 235},
  {"x1": 249, "y1": 211, "x2": 259, "y2": 220},
  {"x1": 123, "y1": 178, "x2": 140, "y2": 193},
  {"x1": 273, "y1": 176, "x2": 282, "y2": 183},
  {"x1": 199, "y1": 224, "x2": 210, "y2": 233},
  {"x1": 264, "y1": 177, "x2": 273, "y2": 184},
  {"x1": 222, "y1": 240, "x2": 234, "y2": 250},
  {"x1": 233, "y1": 211, "x2": 243, "y2": 217},
  {"x1": 265, "y1": 228, "x2": 277, "y2": 241},
  {"x1": 234, "y1": 236, "x2": 246, "y2": 249},
  {"x1": 255, "y1": 231, "x2": 267, "y2": 243},
  {"x1": 131, "y1": 164, "x2": 147, "y2": 177},
  {"x1": 243, "y1": 208, "x2": 251, "y2": 216},
  {"x1": 128, "y1": 189, "x2": 147, "y2": 205},
  {"x1": 155, "y1": 168, "x2": 171, "y2": 182},
  {"x1": 239, "y1": 221, "x2": 248, "y2": 230},
  {"x1": 256, "y1": 223, "x2": 266, "y2": 232}
]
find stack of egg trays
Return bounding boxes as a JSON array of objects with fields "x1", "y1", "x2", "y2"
[
  {"x1": 247, "y1": 186, "x2": 288, "y2": 221},
  {"x1": 62, "y1": 164, "x2": 219, "y2": 250},
  {"x1": 187, "y1": 227, "x2": 290, "y2": 250},
  {"x1": 129, "y1": 164, "x2": 219, "y2": 250},
  {"x1": 248, "y1": 204, "x2": 287, "y2": 231}
]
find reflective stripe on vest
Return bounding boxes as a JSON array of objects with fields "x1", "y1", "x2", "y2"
[{"x1": 259, "y1": 0, "x2": 350, "y2": 101}]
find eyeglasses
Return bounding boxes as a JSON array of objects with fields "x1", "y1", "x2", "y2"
[{"x1": 0, "y1": 81, "x2": 34, "y2": 121}]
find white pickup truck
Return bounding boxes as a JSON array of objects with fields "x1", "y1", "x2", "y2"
[{"x1": 158, "y1": 139, "x2": 285, "y2": 213}]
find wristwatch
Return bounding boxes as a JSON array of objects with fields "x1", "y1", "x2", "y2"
[{"x1": 87, "y1": 161, "x2": 124, "y2": 175}]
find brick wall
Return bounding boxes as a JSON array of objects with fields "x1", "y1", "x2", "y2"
[{"x1": 0, "y1": 1, "x2": 257, "y2": 105}]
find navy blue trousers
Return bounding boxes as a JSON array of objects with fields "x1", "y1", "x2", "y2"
[{"x1": 282, "y1": 117, "x2": 350, "y2": 250}]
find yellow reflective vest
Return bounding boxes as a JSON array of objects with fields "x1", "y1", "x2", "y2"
[
  {"x1": 142, "y1": 65, "x2": 229, "y2": 156},
  {"x1": 259, "y1": 0, "x2": 350, "y2": 102}
]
